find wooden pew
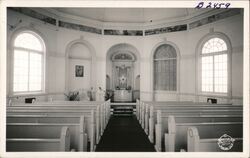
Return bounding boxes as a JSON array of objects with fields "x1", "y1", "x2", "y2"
[
  {"x1": 7, "y1": 100, "x2": 111, "y2": 151},
  {"x1": 9, "y1": 100, "x2": 106, "y2": 106},
  {"x1": 6, "y1": 126, "x2": 70, "y2": 151},
  {"x1": 136, "y1": 100, "x2": 243, "y2": 152},
  {"x1": 139, "y1": 100, "x2": 242, "y2": 135},
  {"x1": 7, "y1": 115, "x2": 87, "y2": 151},
  {"x1": 147, "y1": 105, "x2": 242, "y2": 144},
  {"x1": 137, "y1": 100, "x2": 233, "y2": 129},
  {"x1": 154, "y1": 112, "x2": 243, "y2": 151},
  {"x1": 139, "y1": 100, "x2": 241, "y2": 127},
  {"x1": 7, "y1": 100, "x2": 111, "y2": 133},
  {"x1": 137, "y1": 100, "x2": 193, "y2": 122},
  {"x1": 7, "y1": 100, "x2": 111, "y2": 149},
  {"x1": 163, "y1": 115, "x2": 242, "y2": 152},
  {"x1": 187, "y1": 127, "x2": 243, "y2": 152},
  {"x1": 7, "y1": 110, "x2": 97, "y2": 151}
]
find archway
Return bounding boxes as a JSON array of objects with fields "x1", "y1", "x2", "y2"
[
  {"x1": 65, "y1": 38, "x2": 96, "y2": 94},
  {"x1": 150, "y1": 41, "x2": 180, "y2": 101},
  {"x1": 106, "y1": 43, "x2": 140, "y2": 102}
]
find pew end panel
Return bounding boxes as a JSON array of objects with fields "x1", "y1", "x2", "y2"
[
  {"x1": 60, "y1": 126, "x2": 71, "y2": 151},
  {"x1": 187, "y1": 127, "x2": 243, "y2": 152},
  {"x1": 174, "y1": 123, "x2": 243, "y2": 152}
]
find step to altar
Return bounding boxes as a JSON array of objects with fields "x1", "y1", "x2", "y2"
[{"x1": 110, "y1": 102, "x2": 137, "y2": 116}]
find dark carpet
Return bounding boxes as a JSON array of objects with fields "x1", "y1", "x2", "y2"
[{"x1": 95, "y1": 115, "x2": 156, "y2": 152}]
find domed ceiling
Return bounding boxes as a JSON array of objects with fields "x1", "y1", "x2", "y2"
[{"x1": 52, "y1": 8, "x2": 211, "y2": 23}]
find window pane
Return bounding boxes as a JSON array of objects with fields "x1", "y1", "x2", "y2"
[
  {"x1": 154, "y1": 44, "x2": 177, "y2": 59},
  {"x1": 29, "y1": 53, "x2": 42, "y2": 91},
  {"x1": 154, "y1": 44, "x2": 177, "y2": 91},
  {"x1": 214, "y1": 54, "x2": 227, "y2": 93},
  {"x1": 201, "y1": 56, "x2": 213, "y2": 92},
  {"x1": 13, "y1": 32, "x2": 45, "y2": 94},
  {"x1": 14, "y1": 32, "x2": 43, "y2": 51},
  {"x1": 13, "y1": 50, "x2": 29, "y2": 92},
  {"x1": 202, "y1": 38, "x2": 227, "y2": 54}
]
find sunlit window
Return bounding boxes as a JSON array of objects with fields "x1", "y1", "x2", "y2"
[
  {"x1": 13, "y1": 32, "x2": 45, "y2": 93},
  {"x1": 201, "y1": 37, "x2": 228, "y2": 93},
  {"x1": 154, "y1": 44, "x2": 177, "y2": 91}
]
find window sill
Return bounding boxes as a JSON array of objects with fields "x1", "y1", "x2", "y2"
[
  {"x1": 8, "y1": 92, "x2": 47, "y2": 98},
  {"x1": 198, "y1": 92, "x2": 229, "y2": 98}
]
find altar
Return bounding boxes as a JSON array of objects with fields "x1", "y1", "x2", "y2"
[
  {"x1": 114, "y1": 90, "x2": 132, "y2": 102},
  {"x1": 107, "y1": 50, "x2": 140, "y2": 102}
]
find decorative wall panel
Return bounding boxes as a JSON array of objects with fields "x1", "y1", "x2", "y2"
[
  {"x1": 189, "y1": 9, "x2": 241, "y2": 29},
  {"x1": 104, "y1": 29, "x2": 143, "y2": 36},
  {"x1": 9, "y1": 7, "x2": 56, "y2": 25},
  {"x1": 145, "y1": 24, "x2": 187, "y2": 36},
  {"x1": 59, "y1": 21, "x2": 102, "y2": 34}
]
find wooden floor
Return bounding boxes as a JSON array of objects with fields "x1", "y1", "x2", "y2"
[{"x1": 95, "y1": 115, "x2": 156, "y2": 152}]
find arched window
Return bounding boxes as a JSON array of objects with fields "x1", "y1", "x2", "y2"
[
  {"x1": 154, "y1": 44, "x2": 177, "y2": 91},
  {"x1": 200, "y1": 37, "x2": 228, "y2": 93},
  {"x1": 12, "y1": 31, "x2": 45, "y2": 94}
]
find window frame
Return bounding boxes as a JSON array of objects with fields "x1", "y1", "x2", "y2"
[
  {"x1": 152, "y1": 42, "x2": 179, "y2": 92},
  {"x1": 10, "y1": 29, "x2": 46, "y2": 96},
  {"x1": 197, "y1": 32, "x2": 232, "y2": 97}
]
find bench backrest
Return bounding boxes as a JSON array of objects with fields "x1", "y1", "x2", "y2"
[
  {"x1": 167, "y1": 115, "x2": 243, "y2": 152},
  {"x1": 187, "y1": 127, "x2": 243, "y2": 152},
  {"x1": 7, "y1": 116, "x2": 85, "y2": 151},
  {"x1": 10, "y1": 101, "x2": 106, "y2": 106},
  {"x1": 146, "y1": 105, "x2": 242, "y2": 144},
  {"x1": 6, "y1": 126, "x2": 70, "y2": 151}
]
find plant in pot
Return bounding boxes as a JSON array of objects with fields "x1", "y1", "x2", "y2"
[{"x1": 64, "y1": 91, "x2": 80, "y2": 101}]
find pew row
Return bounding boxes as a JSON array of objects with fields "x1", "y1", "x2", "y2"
[
  {"x1": 162, "y1": 115, "x2": 243, "y2": 152},
  {"x1": 148, "y1": 107, "x2": 242, "y2": 144},
  {"x1": 9, "y1": 100, "x2": 107, "y2": 106},
  {"x1": 137, "y1": 100, "x2": 242, "y2": 142},
  {"x1": 7, "y1": 115, "x2": 88, "y2": 151},
  {"x1": 7, "y1": 110, "x2": 102, "y2": 148},
  {"x1": 137, "y1": 100, "x2": 242, "y2": 131},
  {"x1": 7, "y1": 100, "x2": 111, "y2": 133},
  {"x1": 7, "y1": 100, "x2": 111, "y2": 151},
  {"x1": 7, "y1": 126, "x2": 70, "y2": 152},
  {"x1": 187, "y1": 127, "x2": 243, "y2": 152}
]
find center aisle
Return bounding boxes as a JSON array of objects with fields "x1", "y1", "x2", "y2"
[{"x1": 95, "y1": 115, "x2": 156, "y2": 152}]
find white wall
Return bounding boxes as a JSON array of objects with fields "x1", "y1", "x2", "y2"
[
  {"x1": 68, "y1": 43, "x2": 92, "y2": 91},
  {"x1": 7, "y1": 9, "x2": 243, "y2": 104},
  {"x1": 69, "y1": 59, "x2": 91, "y2": 91}
]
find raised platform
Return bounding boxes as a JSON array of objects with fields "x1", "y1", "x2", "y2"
[{"x1": 110, "y1": 102, "x2": 137, "y2": 116}]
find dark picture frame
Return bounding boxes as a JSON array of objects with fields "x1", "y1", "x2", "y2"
[{"x1": 75, "y1": 65, "x2": 84, "y2": 77}]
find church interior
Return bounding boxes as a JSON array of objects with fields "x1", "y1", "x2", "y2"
[{"x1": 2, "y1": 5, "x2": 247, "y2": 155}]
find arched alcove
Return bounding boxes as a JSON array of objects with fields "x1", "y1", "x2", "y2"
[
  {"x1": 65, "y1": 39, "x2": 96, "y2": 93},
  {"x1": 150, "y1": 41, "x2": 180, "y2": 101},
  {"x1": 106, "y1": 43, "x2": 140, "y2": 102}
]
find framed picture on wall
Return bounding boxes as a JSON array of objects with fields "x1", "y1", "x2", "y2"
[{"x1": 75, "y1": 65, "x2": 84, "y2": 77}]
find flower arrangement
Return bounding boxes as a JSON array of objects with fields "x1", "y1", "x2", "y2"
[{"x1": 64, "y1": 91, "x2": 80, "y2": 101}]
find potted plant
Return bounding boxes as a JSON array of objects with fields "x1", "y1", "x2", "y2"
[{"x1": 64, "y1": 91, "x2": 80, "y2": 101}]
